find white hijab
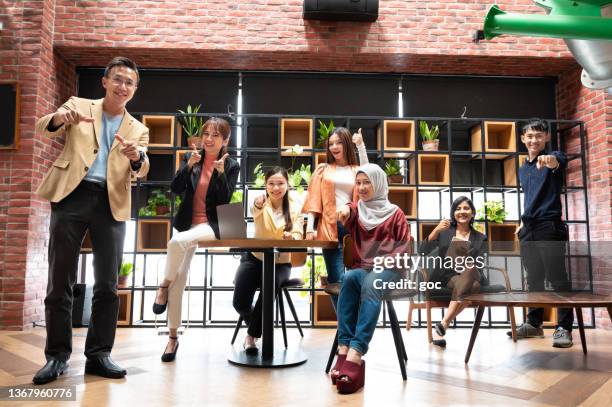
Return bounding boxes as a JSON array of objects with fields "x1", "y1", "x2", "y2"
[{"x1": 356, "y1": 163, "x2": 399, "y2": 231}]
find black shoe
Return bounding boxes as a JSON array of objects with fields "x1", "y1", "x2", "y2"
[
  {"x1": 432, "y1": 339, "x2": 447, "y2": 348},
  {"x1": 152, "y1": 285, "x2": 169, "y2": 315},
  {"x1": 161, "y1": 337, "x2": 179, "y2": 362},
  {"x1": 32, "y1": 360, "x2": 68, "y2": 385},
  {"x1": 435, "y1": 322, "x2": 446, "y2": 337},
  {"x1": 84, "y1": 356, "x2": 126, "y2": 379},
  {"x1": 243, "y1": 339, "x2": 258, "y2": 356}
]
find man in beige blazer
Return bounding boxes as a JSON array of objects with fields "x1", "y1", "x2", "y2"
[{"x1": 32, "y1": 57, "x2": 149, "y2": 385}]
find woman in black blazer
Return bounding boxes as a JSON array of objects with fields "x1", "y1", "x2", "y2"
[
  {"x1": 419, "y1": 196, "x2": 488, "y2": 347},
  {"x1": 152, "y1": 117, "x2": 239, "y2": 361}
]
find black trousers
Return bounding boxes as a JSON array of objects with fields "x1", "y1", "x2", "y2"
[
  {"x1": 519, "y1": 220, "x2": 574, "y2": 331},
  {"x1": 45, "y1": 181, "x2": 125, "y2": 361},
  {"x1": 232, "y1": 252, "x2": 291, "y2": 338}
]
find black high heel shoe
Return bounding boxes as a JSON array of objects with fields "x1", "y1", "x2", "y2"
[
  {"x1": 161, "y1": 337, "x2": 179, "y2": 362},
  {"x1": 152, "y1": 285, "x2": 169, "y2": 314}
]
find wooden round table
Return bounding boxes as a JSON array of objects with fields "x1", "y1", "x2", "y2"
[{"x1": 462, "y1": 292, "x2": 612, "y2": 364}]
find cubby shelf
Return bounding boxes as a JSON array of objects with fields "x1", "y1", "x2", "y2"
[
  {"x1": 137, "y1": 219, "x2": 171, "y2": 252},
  {"x1": 487, "y1": 223, "x2": 519, "y2": 254},
  {"x1": 175, "y1": 149, "x2": 189, "y2": 172},
  {"x1": 117, "y1": 291, "x2": 132, "y2": 326},
  {"x1": 81, "y1": 229, "x2": 93, "y2": 252},
  {"x1": 380, "y1": 120, "x2": 415, "y2": 156},
  {"x1": 471, "y1": 121, "x2": 516, "y2": 158},
  {"x1": 418, "y1": 154, "x2": 449, "y2": 185},
  {"x1": 142, "y1": 115, "x2": 175, "y2": 147},
  {"x1": 418, "y1": 222, "x2": 438, "y2": 242},
  {"x1": 388, "y1": 186, "x2": 417, "y2": 219},
  {"x1": 281, "y1": 118, "x2": 312, "y2": 154},
  {"x1": 314, "y1": 152, "x2": 327, "y2": 166},
  {"x1": 313, "y1": 291, "x2": 336, "y2": 327}
]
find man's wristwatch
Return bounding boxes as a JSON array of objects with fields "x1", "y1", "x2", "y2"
[{"x1": 130, "y1": 151, "x2": 145, "y2": 170}]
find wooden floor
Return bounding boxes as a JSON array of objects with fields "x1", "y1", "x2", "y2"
[{"x1": 0, "y1": 326, "x2": 611, "y2": 406}]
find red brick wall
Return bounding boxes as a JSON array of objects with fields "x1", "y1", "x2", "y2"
[
  {"x1": 0, "y1": 0, "x2": 76, "y2": 330},
  {"x1": 0, "y1": 1, "x2": 609, "y2": 329}
]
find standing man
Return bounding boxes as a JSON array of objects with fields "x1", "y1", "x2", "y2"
[
  {"x1": 32, "y1": 57, "x2": 149, "y2": 384},
  {"x1": 508, "y1": 119, "x2": 573, "y2": 348}
]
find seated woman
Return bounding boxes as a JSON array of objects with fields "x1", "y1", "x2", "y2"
[
  {"x1": 152, "y1": 117, "x2": 239, "y2": 362},
  {"x1": 232, "y1": 166, "x2": 304, "y2": 354},
  {"x1": 418, "y1": 196, "x2": 488, "y2": 347},
  {"x1": 331, "y1": 163, "x2": 411, "y2": 394}
]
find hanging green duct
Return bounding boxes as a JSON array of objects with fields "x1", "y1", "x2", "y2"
[
  {"x1": 478, "y1": 1, "x2": 612, "y2": 90},
  {"x1": 483, "y1": 1, "x2": 612, "y2": 41}
]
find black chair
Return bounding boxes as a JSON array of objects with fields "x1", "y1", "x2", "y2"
[
  {"x1": 324, "y1": 235, "x2": 415, "y2": 381},
  {"x1": 231, "y1": 277, "x2": 305, "y2": 348}
]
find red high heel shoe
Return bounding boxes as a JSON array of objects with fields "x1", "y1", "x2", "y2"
[
  {"x1": 330, "y1": 354, "x2": 347, "y2": 385},
  {"x1": 336, "y1": 359, "x2": 365, "y2": 394}
]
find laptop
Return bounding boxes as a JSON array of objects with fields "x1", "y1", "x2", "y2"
[{"x1": 216, "y1": 203, "x2": 247, "y2": 239}]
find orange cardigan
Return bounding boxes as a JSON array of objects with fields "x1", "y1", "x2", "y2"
[{"x1": 302, "y1": 163, "x2": 359, "y2": 241}]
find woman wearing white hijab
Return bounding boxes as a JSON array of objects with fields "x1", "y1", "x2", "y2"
[{"x1": 330, "y1": 163, "x2": 411, "y2": 394}]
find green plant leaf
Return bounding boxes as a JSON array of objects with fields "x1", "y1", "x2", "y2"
[
  {"x1": 230, "y1": 190, "x2": 243, "y2": 204},
  {"x1": 384, "y1": 159, "x2": 400, "y2": 176}
]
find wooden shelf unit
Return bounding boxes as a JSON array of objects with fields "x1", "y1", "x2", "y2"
[
  {"x1": 136, "y1": 219, "x2": 171, "y2": 252},
  {"x1": 143, "y1": 115, "x2": 175, "y2": 147},
  {"x1": 418, "y1": 154, "x2": 449, "y2": 185},
  {"x1": 117, "y1": 291, "x2": 132, "y2": 326},
  {"x1": 81, "y1": 229, "x2": 93, "y2": 252},
  {"x1": 418, "y1": 222, "x2": 438, "y2": 242},
  {"x1": 281, "y1": 118, "x2": 312, "y2": 154},
  {"x1": 314, "y1": 152, "x2": 327, "y2": 166},
  {"x1": 314, "y1": 291, "x2": 336, "y2": 327},
  {"x1": 380, "y1": 120, "x2": 415, "y2": 157},
  {"x1": 388, "y1": 186, "x2": 417, "y2": 219},
  {"x1": 487, "y1": 223, "x2": 519, "y2": 254},
  {"x1": 471, "y1": 121, "x2": 516, "y2": 158}
]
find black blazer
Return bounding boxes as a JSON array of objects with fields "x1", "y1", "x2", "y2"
[
  {"x1": 418, "y1": 225, "x2": 488, "y2": 286},
  {"x1": 171, "y1": 152, "x2": 240, "y2": 238}
]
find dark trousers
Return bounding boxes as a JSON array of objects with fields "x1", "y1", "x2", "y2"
[
  {"x1": 45, "y1": 181, "x2": 125, "y2": 361},
  {"x1": 232, "y1": 252, "x2": 291, "y2": 338},
  {"x1": 519, "y1": 220, "x2": 574, "y2": 331}
]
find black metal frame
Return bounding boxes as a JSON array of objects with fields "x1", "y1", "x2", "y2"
[{"x1": 77, "y1": 112, "x2": 592, "y2": 330}]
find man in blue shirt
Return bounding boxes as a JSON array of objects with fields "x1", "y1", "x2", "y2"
[{"x1": 508, "y1": 119, "x2": 573, "y2": 348}]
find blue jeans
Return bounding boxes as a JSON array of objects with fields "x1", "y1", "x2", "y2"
[
  {"x1": 322, "y1": 222, "x2": 346, "y2": 310},
  {"x1": 337, "y1": 268, "x2": 401, "y2": 355}
]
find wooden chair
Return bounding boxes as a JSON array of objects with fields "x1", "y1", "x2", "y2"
[
  {"x1": 324, "y1": 235, "x2": 415, "y2": 380},
  {"x1": 406, "y1": 252, "x2": 517, "y2": 342},
  {"x1": 231, "y1": 252, "x2": 306, "y2": 348}
]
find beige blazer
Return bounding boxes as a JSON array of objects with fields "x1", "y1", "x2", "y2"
[{"x1": 35, "y1": 97, "x2": 150, "y2": 221}]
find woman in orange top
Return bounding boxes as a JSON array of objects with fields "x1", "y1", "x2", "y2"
[{"x1": 302, "y1": 127, "x2": 368, "y2": 308}]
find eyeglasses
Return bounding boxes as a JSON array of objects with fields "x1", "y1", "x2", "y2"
[{"x1": 110, "y1": 75, "x2": 136, "y2": 89}]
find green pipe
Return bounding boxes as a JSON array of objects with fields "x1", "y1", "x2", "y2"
[{"x1": 483, "y1": 5, "x2": 612, "y2": 41}]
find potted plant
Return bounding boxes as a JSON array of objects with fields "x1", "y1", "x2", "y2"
[
  {"x1": 118, "y1": 261, "x2": 133, "y2": 288},
  {"x1": 177, "y1": 104, "x2": 204, "y2": 148},
  {"x1": 138, "y1": 189, "x2": 172, "y2": 216},
  {"x1": 253, "y1": 163, "x2": 266, "y2": 188},
  {"x1": 384, "y1": 158, "x2": 404, "y2": 184},
  {"x1": 301, "y1": 255, "x2": 328, "y2": 297},
  {"x1": 420, "y1": 121, "x2": 440, "y2": 151},
  {"x1": 476, "y1": 200, "x2": 508, "y2": 224},
  {"x1": 316, "y1": 120, "x2": 335, "y2": 148}
]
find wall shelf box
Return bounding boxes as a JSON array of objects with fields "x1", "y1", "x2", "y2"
[
  {"x1": 137, "y1": 219, "x2": 171, "y2": 252},
  {"x1": 315, "y1": 152, "x2": 327, "y2": 166},
  {"x1": 471, "y1": 121, "x2": 516, "y2": 158},
  {"x1": 142, "y1": 115, "x2": 175, "y2": 147},
  {"x1": 418, "y1": 222, "x2": 438, "y2": 242},
  {"x1": 380, "y1": 120, "x2": 415, "y2": 157},
  {"x1": 388, "y1": 186, "x2": 417, "y2": 219},
  {"x1": 117, "y1": 291, "x2": 132, "y2": 326},
  {"x1": 487, "y1": 223, "x2": 519, "y2": 254},
  {"x1": 281, "y1": 119, "x2": 312, "y2": 154},
  {"x1": 418, "y1": 154, "x2": 449, "y2": 185},
  {"x1": 314, "y1": 291, "x2": 336, "y2": 327}
]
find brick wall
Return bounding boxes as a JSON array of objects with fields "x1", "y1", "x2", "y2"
[{"x1": 0, "y1": 1, "x2": 609, "y2": 329}]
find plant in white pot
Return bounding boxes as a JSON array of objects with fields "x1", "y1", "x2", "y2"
[{"x1": 420, "y1": 121, "x2": 440, "y2": 151}]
